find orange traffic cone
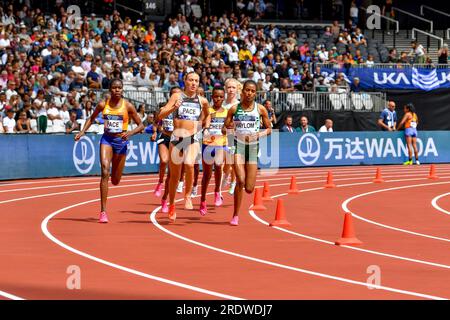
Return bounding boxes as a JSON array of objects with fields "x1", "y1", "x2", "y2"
[
  {"x1": 288, "y1": 176, "x2": 299, "y2": 194},
  {"x1": 335, "y1": 212, "x2": 363, "y2": 246},
  {"x1": 269, "y1": 199, "x2": 292, "y2": 227},
  {"x1": 251, "y1": 188, "x2": 266, "y2": 211},
  {"x1": 324, "y1": 171, "x2": 336, "y2": 188},
  {"x1": 262, "y1": 182, "x2": 273, "y2": 201},
  {"x1": 373, "y1": 168, "x2": 384, "y2": 183},
  {"x1": 428, "y1": 164, "x2": 438, "y2": 180}
]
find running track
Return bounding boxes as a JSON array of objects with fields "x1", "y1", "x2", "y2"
[{"x1": 0, "y1": 164, "x2": 449, "y2": 300}]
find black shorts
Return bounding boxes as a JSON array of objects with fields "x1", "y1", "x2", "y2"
[
  {"x1": 170, "y1": 134, "x2": 199, "y2": 151},
  {"x1": 157, "y1": 132, "x2": 171, "y2": 149}
]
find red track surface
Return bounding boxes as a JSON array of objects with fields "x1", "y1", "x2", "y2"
[{"x1": 1, "y1": 165, "x2": 449, "y2": 300}]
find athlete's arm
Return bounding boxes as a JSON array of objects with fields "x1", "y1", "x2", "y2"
[
  {"x1": 257, "y1": 104, "x2": 272, "y2": 138},
  {"x1": 199, "y1": 96, "x2": 211, "y2": 130},
  {"x1": 122, "y1": 101, "x2": 145, "y2": 140},
  {"x1": 222, "y1": 105, "x2": 237, "y2": 135},
  {"x1": 75, "y1": 100, "x2": 105, "y2": 141},
  {"x1": 157, "y1": 92, "x2": 182, "y2": 121},
  {"x1": 397, "y1": 113, "x2": 411, "y2": 130}
]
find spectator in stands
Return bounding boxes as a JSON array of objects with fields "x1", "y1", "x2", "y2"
[
  {"x1": 281, "y1": 115, "x2": 296, "y2": 132},
  {"x1": 319, "y1": 119, "x2": 333, "y2": 132},
  {"x1": 65, "y1": 111, "x2": 80, "y2": 134},
  {"x1": 59, "y1": 104, "x2": 70, "y2": 124},
  {"x1": 16, "y1": 110, "x2": 34, "y2": 133},
  {"x1": 33, "y1": 90, "x2": 48, "y2": 133},
  {"x1": 388, "y1": 48, "x2": 399, "y2": 63},
  {"x1": 399, "y1": 51, "x2": 409, "y2": 64},
  {"x1": 168, "y1": 19, "x2": 181, "y2": 39},
  {"x1": 350, "y1": 77, "x2": 362, "y2": 92},
  {"x1": 2, "y1": 107, "x2": 16, "y2": 133},
  {"x1": 378, "y1": 100, "x2": 397, "y2": 131},
  {"x1": 438, "y1": 44, "x2": 448, "y2": 65},
  {"x1": 135, "y1": 68, "x2": 151, "y2": 88},
  {"x1": 409, "y1": 41, "x2": 426, "y2": 64},
  {"x1": 143, "y1": 113, "x2": 155, "y2": 134},
  {"x1": 137, "y1": 104, "x2": 147, "y2": 123},
  {"x1": 349, "y1": 1, "x2": 359, "y2": 27},
  {"x1": 86, "y1": 64, "x2": 102, "y2": 89},
  {"x1": 297, "y1": 116, "x2": 316, "y2": 133},
  {"x1": 47, "y1": 101, "x2": 62, "y2": 122},
  {"x1": 382, "y1": 0, "x2": 395, "y2": 35},
  {"x1": 5, "y1": 81, "x2": 18, "y2": 101},
  {"x1": 262, "y1": 99, "x2": 276, "y2": 128}
]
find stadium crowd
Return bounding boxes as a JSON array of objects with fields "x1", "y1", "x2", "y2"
[{"x1": 0, "y1": 1, "x2": 446, "y2": 133}]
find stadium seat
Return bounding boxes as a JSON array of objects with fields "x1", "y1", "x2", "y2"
[
  {"x1": 30, "y1": 119, "x2": 37, "y2": 132},
  {"x1": 77, "y1": 119, "x2": 86, "y2": 131},
  {"x1": 46, "y1": 119, "x2": 54, "y2": 133},
  {"x1": 329, "y1": 93, "x2": 343, "y2": 110},
  {"x1": 52, "y1": 119, "x2": 65, "y2": 133},
  {"x1": 287, "y1": 92, "x2": 305, "y2": 110},
  {"x1": 351, "y1": 93, "x2": 364, "y2": 110},
  {"x1": 362, "y1": 93, "x2": 374, "y2": 110}
]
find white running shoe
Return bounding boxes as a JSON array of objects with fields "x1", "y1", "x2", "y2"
[
  {"x1": 228, "y1": 182, "x2": 236, "y2": 195},
  {"x1": 416, "y1": 160, "x2": 421, "y2": 165},
  {"x1": 176, "y1": 181, "x2": 184, "y2": 193},
  {"x1": 191, "y1": 185, "x2": 198, "y2": 197}
]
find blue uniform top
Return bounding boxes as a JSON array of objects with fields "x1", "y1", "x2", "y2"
[{"x1": 379, "y1": 108, "x2": 397, "y2": 131}]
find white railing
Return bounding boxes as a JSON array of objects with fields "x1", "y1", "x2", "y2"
[
  {"x1": 361, "y1": 6, "x2": 399, "y2": 33},
  {"x1": 316, "y1": 63, "x2": 449, "y2": 69},
  {"x1": 412, "y1": 28, "x2": 444, "y2": 48},
  {"x1": 393, "y1": 7, "x2": 433, "y2": 32},
  {"x1": 420, "y1": 5, "x2": 450, "y2": 19},
  {"x1": 92, "y1": 90, "x2": 386, "y2": 113}
]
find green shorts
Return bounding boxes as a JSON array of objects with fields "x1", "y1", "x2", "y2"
[{"x1": 234, "y1": 139, "x2": 259, "y2": 164}]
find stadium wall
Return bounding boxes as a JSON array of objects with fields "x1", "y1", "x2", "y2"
[{"x1": 1, "y1": 131, "x2": 450, "y2": 180}]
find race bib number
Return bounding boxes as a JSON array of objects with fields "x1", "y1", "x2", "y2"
[
  {"x1": 410, "y1": 121, "x2": 417, "y2": 128},
  {"x1": 106, "y1": 119, "x2": 123, "y2": 133},
  {"x1": 162, "y1": 118, "x2": 174, "y2": 131}
]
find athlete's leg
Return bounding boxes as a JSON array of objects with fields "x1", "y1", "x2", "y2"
[
  {"x1": 412, "y1": 137, "x2": 419, "y2": 161},
  {"x1": 244, "y1": 162, "x2": 258, "y2": 194},
  {"x1": 168, "y1": 144, "x2": 183, "y2": 206},
  {"x1": 183, "y1": 142, "x2": 199, "y2": 204},
  {"x1": 233, "y1": 153, "x2": 246, "y2": 218},
  {"x1": 406, "y1": 136, "x2": 413, "y2": 161},
  {"x1": 100, "y1": 143, "x2": 114, "y2": 212},
  {"x1": 158, "y1": 143, "x2": 169, "y2": 184},
  {"x1": 214, "y1": 148, "x2": 225, "y2": 193},
  {"x1": 111, "y1": 152, "x2": 126, "y2": 186},
  {"x1": 201, "y1": 160, "x2": 213, "y2": 202}
]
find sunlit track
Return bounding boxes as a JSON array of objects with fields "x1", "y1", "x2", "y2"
[
  {"x1": 149, "y1": 195, "x2": 445, "y2": 300},
  {"x1": 431, "y1": 193, "x2": 450, "y2": 217},
  {"x1": 1, "y1": 166, "x2": 448, "y2": 300},
  {"x1": 3, "y1": 168, "x2": 450, "y2": 199},
  {"x1": 2, "y1": 164, "x2": 449, "y2": 189},
  {"x1": 342, "y1": 182, "x2": 450, "y2": 242},
  {"x1": 0, "y1": 290, "x2": 25, "y2": 300}
]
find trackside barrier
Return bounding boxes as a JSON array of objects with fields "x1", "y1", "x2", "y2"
[{"x1": 1, "y1": 131, "x2": 449, "y2": 180}]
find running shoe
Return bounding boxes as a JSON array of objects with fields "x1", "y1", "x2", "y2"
[
  {"x1": 184, "y1": 196, "x2": 193, "y2": 210},
  {"x1": 214, "y1": 192, "x2": 223, "y2": 207},
  {"x1": 191, "y1": 185, "x2": 198, "y2": 197},
  {"x1": 228, "y1": 181, "x2": 236, "y2": 195},
  {"x1": 99, "y1": 211, "x2": 108, "y2": 223},
  {"x1": 176, "y1": 181, "x2": 184, "y2": 193},
  {"x1": 199, "y1": 201, "x2": 207, "y2": 216},
  {"x1": 168, "y1": 204, "x2": 176, "y2": 222},
  {"x1": 415, "y1": 160, "x2": 421, "y2": 165},
  {"x1": 221, "y1": 175, "x2": 230, "y2": 188},
  {"x1": 403, "y1": 160, "x2": 412, "y2": 165},
  {"x1": 230, "y1": 215, "x2": 239, "y2": 226},
  {"x1": 154, "y1": 182, "x2": 163, "y2": 197},
  {"x1": 161, "y1": 199, "x2": 169, "y2": 213}
]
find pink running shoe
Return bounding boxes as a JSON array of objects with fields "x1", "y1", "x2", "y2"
[
  {"x1": 154, "y1": 182, "x2": 163, "y2": 197},
  {"x1": 99, "y1": 211, "x2": 108, "y2": 223},
  {"x1": 230, "y1": 215, "x2": 239, "y2": 226},
  {"x1": 214, "y1": 192, "x2": 223, "y2": 207},
  {"x1": 161, "y1": 199, "x2": 169, "y2": 213},
  {"x1": 199, "y1": 201, "x2": 207, "y2": 216}
]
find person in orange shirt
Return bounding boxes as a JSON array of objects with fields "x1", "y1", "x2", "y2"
[
  {"x1": 397, "y1": 103, "x2": 420, "y2": 165},
  {"x1": 75, "y1": 79, "x2": 144, "y2": 223}
]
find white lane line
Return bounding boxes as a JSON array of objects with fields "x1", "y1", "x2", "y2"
[
  {"x1": 4, "y1": 168, "x2": 448, "y2": 198},
  {"x1": 3, "y1": 165, "x2": 450, "y2": 189},
  {"x1": 41, "y1": 191, "x2": 244, "y2": 300},
  {"x1": 431, "y1": 193, "x2": 450, "y2": 217},
  {"x1": 249, "y1": 209, "x2": 450, "y2": 270},
  {"x1": 0, "y1": 290, "x2": 25, "y2": 300},
  {"x1": 342, "y1": 182, "x2": 450, "y2": 243},
  {"x1": 149, "y1": 204, "x2": 446, "y2": 300}
]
